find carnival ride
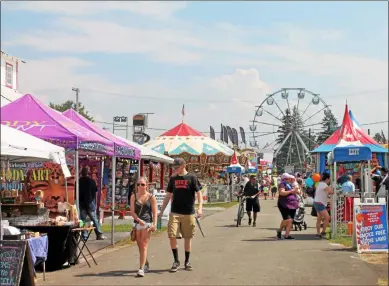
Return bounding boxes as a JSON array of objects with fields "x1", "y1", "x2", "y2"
[
  {"x1": 250, "y1": 88, "x2": 331, "y2": 172},
  {"x1": 144, "y1": 122, "x2": 244, "y2": 178}
]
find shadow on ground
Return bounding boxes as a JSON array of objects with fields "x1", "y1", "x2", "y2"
[
  {"x1": 242, "y1": 234, "x2": 325, "y2": 241},
  {"x1": 75, "y1": 268, "x2": 172, "y2": 278}
]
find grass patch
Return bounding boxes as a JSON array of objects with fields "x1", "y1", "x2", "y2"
[
  {"x1": 326, "y1": 225, "x2": 354, "y2": 248},
  {"x1": 377, "y1": 277, "x2": 388, "y2": 286},
  {"x1": 198, "y1": 201, "x2": 239, "y2": 209},
  {"x1": 101, "y1": 223, "x2": 132, "y2": 233},
  {"x1": 361, "y1": 253, "x2": 388, "y2": 265},
  {"x1": 109, "y1": 226, "x2": 167, "y2": 248}
]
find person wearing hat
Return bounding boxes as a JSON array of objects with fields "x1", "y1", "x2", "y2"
[
  {"x1": 158, "y1": 158, "x2": 203, "y2": 272},
  {"x1": 276, "y1": 173, "x2": 299, "y2": 240},
  {"x1": 243, "y1": 175, "x2": 261, "y2": 226}
]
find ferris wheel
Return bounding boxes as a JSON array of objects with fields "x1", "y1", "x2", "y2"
[{"x1": 249, "y1": 88, "x2": 331, "y2": 171}]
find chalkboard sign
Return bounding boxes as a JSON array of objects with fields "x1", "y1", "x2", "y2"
[{"x1": 0, "y1": 240, "x2": 26, "y2": 286}]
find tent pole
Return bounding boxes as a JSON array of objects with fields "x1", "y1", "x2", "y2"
[
  {"x1": 111, "y1": 156, "x2": 116, "y2": 246},
  {"x1": 331, "y1": 161, "x2": 337, "y2": 239},
  {"x1": 75, "y1": 150, "x2": 80, "y2": 213}
]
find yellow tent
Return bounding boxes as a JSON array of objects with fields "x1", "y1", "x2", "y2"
[{"x1": 383, "y1": 143, "x2": 388, "y2": 150}]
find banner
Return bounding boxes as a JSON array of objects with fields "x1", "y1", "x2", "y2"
[
  {"x1": 239, "y1": 127, "x2": 246, "y2": 144},
  {"x1": 0, "y1": 152, "x2": 76, "y2": 212},
  {"x1": 226, "y1": 126, "x2": 233, "y2": 143},
  {"x1": 210, "y1": 126, "x2": 215, "y2": 140},
  {"x1": 355, "y1": 202, "x2": 388, "y2": 253},
  {"x1": 223, "y1": 126, "x2": 228, "y2": 144},
  {"x1": 232, "y1": 128, "x2": 239, "y2": 146}
]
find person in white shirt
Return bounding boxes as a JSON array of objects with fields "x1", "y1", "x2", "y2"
[{"x1": 313, "y1": 173, "x2": 333, "y2": 238}]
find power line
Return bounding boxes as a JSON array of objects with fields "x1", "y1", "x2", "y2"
[
  {"x1": 83, "y1": 87, "x2": 387, "y2": 104},
  {"x1": 95, "y1": 119, "x2": 389, "y2": 134}
]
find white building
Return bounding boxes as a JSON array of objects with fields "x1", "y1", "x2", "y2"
[{"x1": 1, "y1": 50, "x2": 25, "y2": 107}]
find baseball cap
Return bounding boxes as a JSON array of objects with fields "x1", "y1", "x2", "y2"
[
  {"x1": 172, "y1": 158, "x2": 186, "y2": 167},
  {"x1": 281, "y1": 173, "x2": 294, "y2": 180}
]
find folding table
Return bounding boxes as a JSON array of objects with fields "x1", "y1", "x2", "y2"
[{"x1": 71, "y1": 227, "x2": 98, "y2": 268}]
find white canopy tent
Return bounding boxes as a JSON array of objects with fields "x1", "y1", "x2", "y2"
[
  {"x1": 1, "y1": 124, "x2": 70, "y2": 176},
  {"x1": 113, "y1": 135, "x2": 174, "y2": 164},
  {"x1": 1, "y1": 88, "x2": 23, "y2": 107}
]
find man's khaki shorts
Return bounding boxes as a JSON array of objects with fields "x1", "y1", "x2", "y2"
[{"x1": 168, "y1": 214, "x2": 196, "y2": 239}]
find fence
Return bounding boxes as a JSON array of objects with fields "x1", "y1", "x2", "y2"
[{"x1": 331, "y1": 191, "x2": 389, "y2": 240}]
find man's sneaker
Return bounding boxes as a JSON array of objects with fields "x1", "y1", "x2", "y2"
[
  {"x1": 284, "y1": 236, "x2": 296, "y2": 240},
  {"x1": 185, "y1": 262, "x2": 193, "y2": 271},
  {"x1": 253, "y1": 222, "x2": 256, "y2": 227},
  {"x1": 248, "y1": 218, "x2": 252, "y2": 226},
  {"x1": 276, "y1": 229, "x2": 282, "y2": 240},
  {"x1": 144, "y1": 261, "x2": 150, "y2": 273},
  {"x1": 170, "y1": 261, "x2": 180, "y2": 272},
  {"x1": 315, "y1": 234, "x2": 322, "y2": 239},
  {"x1": 137, "y1": 269, "x2": 145, "y2": 277},
  {"x1": 321, "y1": 232, "x2": 327, "y2": 239},
  {"x1": 96, "y1": 235, "x2": 106, "y2": 240}
]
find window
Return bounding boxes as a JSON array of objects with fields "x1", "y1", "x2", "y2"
[{"x1": 5, "y1": 63, "x2": 13, "y2": 88}]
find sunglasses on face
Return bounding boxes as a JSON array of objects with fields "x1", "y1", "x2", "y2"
[{"x1": 137, "y1": 183, "x2": 146, "y2": 187}]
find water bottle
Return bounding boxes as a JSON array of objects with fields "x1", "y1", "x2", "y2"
[{"x1": 157, "y1": 217, "x2": 162, "y2": 230}]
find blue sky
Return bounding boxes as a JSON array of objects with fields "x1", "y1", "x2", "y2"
[{"x1": 1, "y1": 1, "x2": 388, "y2": 144}]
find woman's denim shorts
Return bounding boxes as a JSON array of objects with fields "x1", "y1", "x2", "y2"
[{"x1": 313, "y1": 202, "x2": 327, "y2": 212}]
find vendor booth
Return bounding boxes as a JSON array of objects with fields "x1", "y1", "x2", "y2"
[
  {"x1": 1, "y1": 94, "x2": 115, "y2": 271},
  {"x1": 62, "y1": 109, "x2": 141, "y2": 245},
  {"x1": 1, "y1": 124, "x2": 72, "y2": 283},
  {"x1": 313, "y1": 105, "x2": 387, "y2": 239}
]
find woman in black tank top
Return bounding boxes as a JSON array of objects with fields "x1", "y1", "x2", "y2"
[{"x1": 130, "y1": 177, "x2": 157, "y2": 277}]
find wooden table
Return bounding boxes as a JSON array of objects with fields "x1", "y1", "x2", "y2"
[{"x1": 71, "y1": 227, "x2": 97, "y2": 268}]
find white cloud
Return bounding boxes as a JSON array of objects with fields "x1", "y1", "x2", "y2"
[
  {"x1": 3, "y1": 3, "x2": 388, "y2": 139},
  {"x1": 4, "y1": 1, "x2": 188, "y2": 19}
]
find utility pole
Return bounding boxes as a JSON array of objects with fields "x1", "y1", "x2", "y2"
[{"x1": 72, "y1": 87, "x2": 80, "y2": 112}]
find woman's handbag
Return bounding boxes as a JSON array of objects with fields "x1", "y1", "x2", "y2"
[
  {"x1": 130, "y1": 201, "x2": 145, "y2": 241},
  {"x1": 311, "y1": 205, "x2": 317, "y2": 217}
]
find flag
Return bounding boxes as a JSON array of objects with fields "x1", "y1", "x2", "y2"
[{"x1": 182, "y1": 104, "x2": 185, "y2": 116}]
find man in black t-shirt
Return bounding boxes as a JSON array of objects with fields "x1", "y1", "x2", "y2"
[
  {"x1": 244, "y1": 175, "x2": 261, "y2": 227},
  {"x1": 159, "y1": 158, "x2": 203, "y2": 272}
]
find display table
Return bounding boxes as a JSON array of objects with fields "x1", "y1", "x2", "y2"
[
  {"x1": 17, "y1": 225, "x2": 77, "y2": 271},
  {"x1": 27, "y1": 235, "x2": 48, "y2": 281},
  {"x1": 71, "y1": 227, "x2": 98, "y2": 268}
]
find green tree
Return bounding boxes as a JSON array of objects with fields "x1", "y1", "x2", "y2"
[
  {"x1": 316, "y1": 109, "x2": 338, "y2": 145},
  {"x1": 275, "y1": 106, "x2": 310, "y2": 173},
  {"x1": 49, "y1": 100, "x2": 94, "y2": 122},
  {"x1": 373, "y1": 132, "x2": 383, "y2": 143}
]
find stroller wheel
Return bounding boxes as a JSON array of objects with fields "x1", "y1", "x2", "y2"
[
  {"x1": 303, "y1": 222, "x2": 307, "y2": 230},
  {"x1": 298, "y1": 224, "x2": 302, "y2": 231}
]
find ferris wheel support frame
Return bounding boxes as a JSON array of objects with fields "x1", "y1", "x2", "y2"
[{"x1": 274, "y1": 132, "x2": 292, "y2": 157}]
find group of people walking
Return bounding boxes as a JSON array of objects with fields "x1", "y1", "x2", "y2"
[{"x1": 130, "y1": 158, "x2": 203, "y2": 277}]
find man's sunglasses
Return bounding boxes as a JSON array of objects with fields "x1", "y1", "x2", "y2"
[{"x1": 137, "y1": 183, "x2": 146, "y2": 187}]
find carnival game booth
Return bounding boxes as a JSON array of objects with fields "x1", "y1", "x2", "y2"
[
  {"x1": 1, "y1": 94, "x2": 114, "y2": 270},
  {"x1": 314, "y1": 105, "x2": 384, "y2": 239},
  {"x1": 63, "y1": 109, "x2": 141, "y2": 244},
  {"x1": 312, "y1": 109, "x2": 387, "y2": 175},
  {"x1": 1, "y1": 126, "x2": 72, "y2": 284}
]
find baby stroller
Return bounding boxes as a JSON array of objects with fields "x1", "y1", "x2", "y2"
[{"x1": 293, "y1": 194, "x2": 307, "y2": 231}]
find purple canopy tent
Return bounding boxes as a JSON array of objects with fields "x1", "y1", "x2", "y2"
[
  {"x1": 63, "y1": 109, "x2": 140, "y2": 159},
  {"x1": 0, "y1": 94, "x2": 114, "y2": 211},
  {"x1": 63, "y1": 109, "x2": 141, "y2": 246}
]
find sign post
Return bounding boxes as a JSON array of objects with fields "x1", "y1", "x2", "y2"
[{"x1": 354, "y1": 198, "x2": 389, "y2": 253}]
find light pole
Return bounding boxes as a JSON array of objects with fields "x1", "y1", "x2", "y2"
[{"x1": 72, "y1": 87, "x2": 80, "y2": 112}]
